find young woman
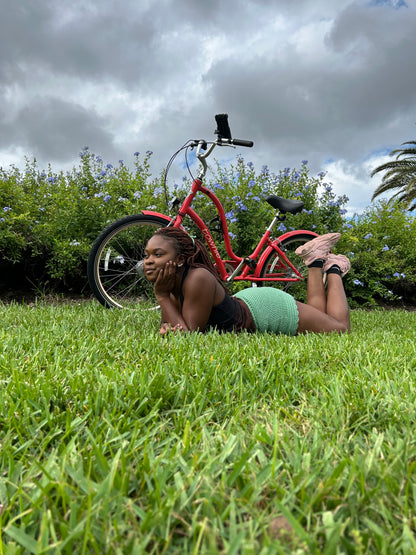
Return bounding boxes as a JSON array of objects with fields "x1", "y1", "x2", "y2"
[{"x1": 143, "y1": 227, "x2": 350, "y2": 335}]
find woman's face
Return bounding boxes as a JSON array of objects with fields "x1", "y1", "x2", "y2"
[{"x1": 143, "y1": 235, "x2": 179, "y2": 282}]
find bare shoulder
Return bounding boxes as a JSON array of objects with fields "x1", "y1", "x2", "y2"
[
  {"x1": 184, "y1": 267, "x2": 218, "y2": 289},
  {"x1": 182, "y1": 267, "x2": 224, "y2": 305}
]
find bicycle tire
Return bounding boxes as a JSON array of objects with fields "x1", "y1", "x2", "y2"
[
  {"x1": 258, "y1": 232, "x2": 318, "y2": 302},
  {"x1": 87, "y1": 214, "x2": 171, "y2": 308}
]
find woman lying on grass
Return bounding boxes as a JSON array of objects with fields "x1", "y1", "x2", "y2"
[{"x1": 143, "y1": 227, "x2": 350, "y2": 335}]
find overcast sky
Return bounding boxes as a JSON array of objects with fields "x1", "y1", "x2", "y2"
[{"x1": 1, "y1": 0, "x2": 416, "y2": 215}]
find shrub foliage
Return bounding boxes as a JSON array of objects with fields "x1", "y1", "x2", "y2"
[{"x1": 1, "y1": 148, "x2": 415, "y2": 305}]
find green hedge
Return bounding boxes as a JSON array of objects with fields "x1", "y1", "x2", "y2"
[{"x1": 1, "y1": 149, "x2": 415, "y2": 306}]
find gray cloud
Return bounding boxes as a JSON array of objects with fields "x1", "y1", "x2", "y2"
[
  {"x1": 0, "y1": 0, "x2": 415, "y2": 213},
  {"x1": 0, "y1": 1, "x2": 157, "y2": 86},
  {"x1": 0, "y1": 96, "x2": 115, "y2": 162}
]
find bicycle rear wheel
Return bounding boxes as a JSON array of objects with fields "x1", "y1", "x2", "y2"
[
  {"x1": 258, "y1": 232, "x2": 318, "y2": 303},
  {"x1": 87, "y1": 214, "x2": 170, "y2": 308}
]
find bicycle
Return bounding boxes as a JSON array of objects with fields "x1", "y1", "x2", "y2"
[{"x1": 87, "y1": 114, "x2": 319, "y2": 309}]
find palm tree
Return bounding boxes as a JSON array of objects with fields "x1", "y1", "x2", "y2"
[{"x1": 371, "y1": 141, "x2": 416, "y2": 210}]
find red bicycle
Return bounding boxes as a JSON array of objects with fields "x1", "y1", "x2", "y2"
[{"x1": 88, "y1": 114, "x2": 318, "y2": 308}]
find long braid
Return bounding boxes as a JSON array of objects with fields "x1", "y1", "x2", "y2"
[{"x1": 154, "y1": 227, "x2": 225, "y2": 288}]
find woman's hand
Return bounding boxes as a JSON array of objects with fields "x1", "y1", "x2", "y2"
[
  {"x1": 160, "y1": 322, "x2": 184, "y2": 336},
  {"x1": 153, "y1": 260, "x2": 177, "y2": 298}
]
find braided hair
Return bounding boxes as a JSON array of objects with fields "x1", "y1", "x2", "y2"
[{"x1": 154, "y1": 227, "x2": 225, "y2": 288}]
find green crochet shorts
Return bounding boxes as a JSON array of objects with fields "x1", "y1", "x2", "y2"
[{"x1": 233, "y1": 287, "x2": 299, "y2": 336}]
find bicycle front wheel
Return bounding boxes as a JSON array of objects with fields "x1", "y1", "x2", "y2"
[
  {"x1": 258, "y1": 232, "x2": 318, "y2": 303},
  {"x1": 87, "y1": 214, "x2": 170, "y2": 308}
]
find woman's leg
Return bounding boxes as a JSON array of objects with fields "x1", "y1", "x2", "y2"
[
  {"x1": 325, "y1": 273, "x2": 350, "y2": 330},
  {"x1": 304, "y1": 266, "x2": 326, "y2": 313},
  {"x1": 296, "y1": 264, "x2": 350, "y2": 334},
  {"x1": 295, "y1": 239, "x2": 351, "y2": 333}
]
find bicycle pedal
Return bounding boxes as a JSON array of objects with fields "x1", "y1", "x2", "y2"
[{"x1": 244, "y1": 257, "x2": 257, "y2": 270}]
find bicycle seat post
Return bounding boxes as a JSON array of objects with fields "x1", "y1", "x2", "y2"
[{"x1": 267, "y1": 210, "x2": 283, "y2": 234}]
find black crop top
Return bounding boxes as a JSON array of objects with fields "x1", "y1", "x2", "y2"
[{"x1": 179, "y1": 268, "x2": 254, "y2": 332}]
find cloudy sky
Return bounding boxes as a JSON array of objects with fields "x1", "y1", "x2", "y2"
[{"x1": 1, "y1": 0, "x2": 416, "y2": 215}]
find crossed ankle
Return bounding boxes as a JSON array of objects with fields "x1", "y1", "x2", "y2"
[{"x1": 307, "y1": 258, "x2": 325, "y2": 269}]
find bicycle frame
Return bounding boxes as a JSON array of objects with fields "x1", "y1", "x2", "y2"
[{"x1": 142, "y1": 175, "x2": 314, "y2": 284}]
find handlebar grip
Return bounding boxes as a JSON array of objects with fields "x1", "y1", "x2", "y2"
[{"x1": 232, "y1": 138, "x2": 254, "y2": 147}]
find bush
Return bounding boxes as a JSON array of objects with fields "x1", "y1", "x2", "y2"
[
  {"x1": 1, "y1": 148, "x2": 415, "y2": 307},
  {"x1": 0, "y1": 149, "x2": 166, "y2": 291},
  {"x1": 339, "y1": 201, "x2": 416, "y2": 306}
]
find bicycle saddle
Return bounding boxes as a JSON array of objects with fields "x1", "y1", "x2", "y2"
[{"x1": 265, "y1": 195, "x2": 304, "y2": 214}]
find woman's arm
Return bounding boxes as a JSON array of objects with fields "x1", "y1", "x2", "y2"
[
  {"x1": 154, "y1": 263, "x2": 218, "y2": 332},
  {"x1": 154, "y1": 261, "x2": 190, "y2": 330},
  {"x1": 180, "y1": 269, "x2": 218, "y2": 330}
]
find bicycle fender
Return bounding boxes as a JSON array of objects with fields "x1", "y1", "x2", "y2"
[
  {"x1": 140, "y1": 211, "x2": 186, "y2": 231},
  {"x1": 140, "y1": 210, "x2": 173, "y2": 222},
  {"x1": 275, "y1": 229, "x2": 319, "y2": 243},
  {"x1": 255, "y1": 230, "x2": 319, "y2": 277}
]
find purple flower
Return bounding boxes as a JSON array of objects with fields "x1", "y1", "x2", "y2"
[
  {"x1": 213, "y1": 183, "x2": 224, "y2": 190},
  {"x1": 133, "y1": 191, "x2": 142, "y2": 199},
  {"x1": 134, "y1": 151, "x2": 140, "y2": 156},
  {"x1": 3, "y1": 206, "x2": 12, "y2": 212},
  {"x1": 382, "y1": 245, "x2": 389, "y2": 251},
  {"x1": 364, "y1": 233, "x2": 373, "y2": 239},
  {"x1": 225, "y1": 210, "x2": 237, "y2": 223},
  {"x1": 104, "y1": 194, "x2": 111, "y2": 202},
  {"x1": 154, "y1": 187, "x2": 164, "y2": 196},
  {"x1": 353, "y1": 279, "x2": 364, "y2": 286},
  {"x1": 106, "y1": 163, "x2": 113, "y2": 169},
  {"x1": 302, "y1": 160, "x2": 308, "y2": 165},
  {"x1": 248, "y1": 180, "x2": 256, "y2": 188}
]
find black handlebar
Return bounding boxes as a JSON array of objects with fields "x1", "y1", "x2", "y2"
[
  {"x1": 231, "y1": 138, "x2": 254, "y2": 148},
  {"x1": 215, "y1": 113, "x2": 253, "y2": 148}
]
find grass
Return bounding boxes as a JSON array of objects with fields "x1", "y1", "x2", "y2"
[{"x1": 0, "y1": 301, "x2": 416, "y2": 553}]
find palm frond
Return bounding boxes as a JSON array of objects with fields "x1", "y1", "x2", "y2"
[{"x1": 371, "y1": 138, "x2": 416, "y2": 208}]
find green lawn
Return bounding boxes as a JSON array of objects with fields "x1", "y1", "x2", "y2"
[{"x1": 0, "y1": 302, "x2": 415, "y2": 553}]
